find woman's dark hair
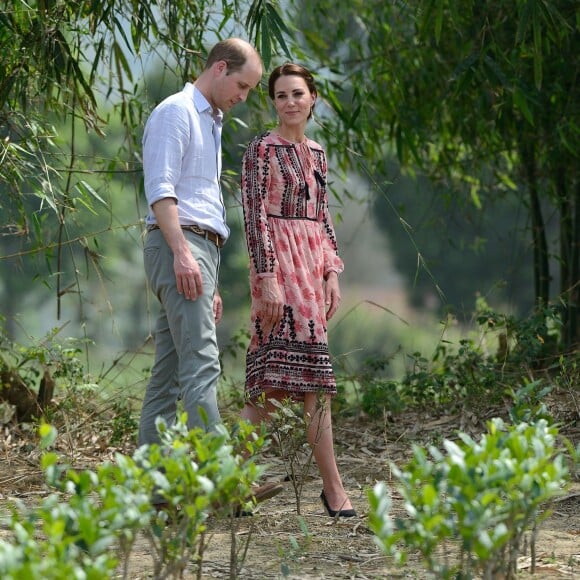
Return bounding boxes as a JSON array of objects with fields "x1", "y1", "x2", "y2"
[{"x1": 268, "y1": 63, "x2": 317, "y2": 118}]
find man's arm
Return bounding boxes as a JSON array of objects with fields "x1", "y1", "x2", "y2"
[{"x1": 152, "y1": 198, "x2": 204, "y2": 300}]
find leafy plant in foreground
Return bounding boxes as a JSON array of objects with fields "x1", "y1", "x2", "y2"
[
  {"x1": 266, "y1": 397, "x2": 317, "y2": 516},
  {"x1": 0, "y1": 416, "x2": 266, "y2": 579},
  {"x1": 368, "y1": 418, "x2": 569, "y2": 579}
]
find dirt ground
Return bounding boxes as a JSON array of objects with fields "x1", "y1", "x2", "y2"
[{"x1": 1, "y1": 405, "x2": 579, "y2": 579}]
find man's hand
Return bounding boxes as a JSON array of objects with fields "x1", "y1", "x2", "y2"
[
  {"x1": 151, "y1": 199, "x2": 204, "y2": 300},
  {"x1": 213, "y1": 289, "x2": 223, "y2": 323},
  {"x1": 174, "y1": 248, "x2": 203, "y2": 300}
]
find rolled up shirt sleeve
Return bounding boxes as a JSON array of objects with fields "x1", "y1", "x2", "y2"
[{"x1": 143, "y1": 100, "x2": 189, "y2": 209}]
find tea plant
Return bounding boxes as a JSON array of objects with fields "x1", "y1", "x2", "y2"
[
  {"x1": 0, "y1": 415, "x2": 267, "y2": 579},
  {"x1": 138, "y1": 415, "x2": 265, "y2": 577},
  {"x1": 265, "y1": 397, "x2": 316, "y2": 515},
  {"x1": 506, "y1": 379, "x2": 554, "y2": 424},
  {"x1": 368, "y1": 417, "x2": 569, "y2": 579}
]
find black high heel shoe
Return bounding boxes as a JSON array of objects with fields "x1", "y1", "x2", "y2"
[{"x1": 320, "y1": 490, "x2": 357, "y2": 518}]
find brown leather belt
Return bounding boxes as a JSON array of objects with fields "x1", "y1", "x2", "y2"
[{"x1": 147, "y1": 224, "x2": 224, "y2": 248}]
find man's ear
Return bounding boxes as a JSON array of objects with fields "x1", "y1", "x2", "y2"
[{"x1": 214, "y1": 60, "x2": 228, "y2": 75}]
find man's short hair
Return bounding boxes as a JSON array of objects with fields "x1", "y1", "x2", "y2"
[{"x1": 205, "y1": 38, "x2": 260, "y2": 74}]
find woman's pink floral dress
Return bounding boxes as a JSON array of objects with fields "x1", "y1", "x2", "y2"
[{"x1": 241, "y1": 131, "x2": 344, "y2": 400}]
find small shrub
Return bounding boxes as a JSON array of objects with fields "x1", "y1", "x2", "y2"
[
  {"x1": 476, "y1": 304, "x2": 563, "y2": 367},
  {"x1": 267, "y1": 397, "x2": 316, "y2": 515},
  {"x1": 0, "y1": 416, "x2": 267, "y2": 579},
  {"x1": 397, "y1": 305, "x2": 569, "y2": 412},
  {"x1": 507, "y1": 379, "x2": 554, "y2": 424},
  {"x1": 338, "y1": 355, "x2": 407, "y2": 418},
  {"x1": 368, "y1": 417, "x2": 569, "y2": 579},
  {"x1": 402, "y1": 339, "x2": 501, "y2": 408}
]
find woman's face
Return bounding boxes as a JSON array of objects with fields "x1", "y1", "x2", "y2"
[{"x1": 273, "y1": 74, "x2": 316, "y2": 128}]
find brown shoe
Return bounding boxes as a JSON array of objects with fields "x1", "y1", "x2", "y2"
[
  {"x1": 151, "y1": 502, "x2": 182, "y2": 526},
  {"x1": 228, "y1": 481, "x2": 284, "y2": 518},
  {"x1": 247, "y1": 481, "x2": 284, "y2": 504}
]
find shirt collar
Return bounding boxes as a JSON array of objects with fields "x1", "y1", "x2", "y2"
[{"x1": 185, "y1": 82, "x2": 223, "y2": 125}]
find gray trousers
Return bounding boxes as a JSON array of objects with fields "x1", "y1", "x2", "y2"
[{"x1": 138, "y1": 228, "x2": 222, "y2": 447}]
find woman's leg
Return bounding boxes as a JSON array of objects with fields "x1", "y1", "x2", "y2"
[
  {"x1": 304, "y1": 392, "x2": 353, "y2": 511},
  {"x1": 235, "y1": 393, "x2": 285, "y2": 503},
  {"x1": 240, "y1": 391, "x2": 284, "y2": 425}
]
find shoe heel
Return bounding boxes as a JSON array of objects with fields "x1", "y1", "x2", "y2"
[{"x1": 320, "y1": 490, "x2": 357, "y2": 518}]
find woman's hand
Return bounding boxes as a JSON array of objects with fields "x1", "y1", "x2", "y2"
[
  {"x1": 324, "y1": 271, "x2": 341, "y2": 320},
  {"x1": 259, "y1": 277, "x2": 284, "y2": 335}
]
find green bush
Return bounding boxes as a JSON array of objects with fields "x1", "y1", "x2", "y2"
[
  {"x1": 0, "y1": 416, "x2": 266, "y2": 579},
  {"x1": 397, "y1": 305, "x2": 571, "y2": 411},
  {"x1": 335, "y1": 355, "x2": 407, "y2": 418},
  {"x1": 368, "y1": 417, "x2": 569, "y2": 579}
]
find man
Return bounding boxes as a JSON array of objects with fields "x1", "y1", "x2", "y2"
[{"x1": 139, "y1": 38, "x2": 281, "y2": 506}]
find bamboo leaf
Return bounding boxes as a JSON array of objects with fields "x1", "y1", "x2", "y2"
[
  {"x1": 434, "y1": 0, "x2": 444, "y2": 44},
  {"x1": 113, "y1": 41, "x2": 133, "y2": 83},
  {"x1": 513, "y1": 86, "x2": 534, "y2": 126},
  {"x1": 516, "y1": 0, "x2": 532, "y2": 44},
  {"x1": 246, "y1": 0, "x2": 263, "y2": 36},
  {"x1": 76, "y1": 180, "x2": 108, "y2": 208},
  {"x1": 89, "y1": 38, "x2": 104, "y2": 85},
  {"x1": 113, "y1": 15, "x2": 133, "y2": 54},
  {"x1": 261, "y1": 14, "x2": 272, "y2": 69},
  {"x1": 532, "y1": 5, "x2": 543, "y2": 89},
  {"x1": 266, "y1": 3, "x2": 292, "y2": 59}
]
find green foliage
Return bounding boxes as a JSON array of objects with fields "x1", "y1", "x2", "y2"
[
  {"x1": 108, "y1": 400, "x2": 140, "y2": 445},
  {"x1": 331, "y1": 303, "x2": 577, "y2": 420},
  {"x1": 0, "y1": 324, "x2": 87, "y2": 387},
  {"x1": 398, "y1": 305, "x2": 567, "y2": 409},
  {"x1": 402, "y1": 339, "x2": 502, "y2": 407},
  {"x1": 296, "y1": 0, "x2": 579, "y2": 346},
  {"x1": 246, "y1": 0, "x2": 292, "y2": 68},
  {"x1": 507, "y1": 379, "x2": 553, "y2": 425},
  {"x1": 476, "y1": 303, "x2": 563, "y2": 366},
  {"x1": 340, "y1": 355, "x2": 406, "y2": 419},
  {"x1": 278, "y1": 516, "x2": 312, "y2": 577},
  {"x1": 265, "y1": 396, "x2": 317, "y2": 515},
  {"x1": 0, "y1": 416, "x2": 267, "y2": 579},
  {"x1": 368, "y1": 418, "x2": 569, "y2": 579}
]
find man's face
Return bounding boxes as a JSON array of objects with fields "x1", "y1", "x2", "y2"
[{"x1": 212, "y1": 58, "x2": 263, "y2": 112}]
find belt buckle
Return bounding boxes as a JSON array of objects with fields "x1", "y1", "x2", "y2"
[
  {"x1": 186, "y1": 224, "x2": 222, "y2": 248},
  {"x1": 189, "y1": 224, "x2": 204, "y2": 236}
]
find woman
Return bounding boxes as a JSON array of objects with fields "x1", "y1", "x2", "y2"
[{"x1": 240, "y1": 63, "x2": 355, "y2": 517}]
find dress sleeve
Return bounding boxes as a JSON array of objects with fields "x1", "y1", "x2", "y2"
[
  {"x1": 316, "y1": 154, "x2": 344, "y2": 279},
  {"x1": 241, "y1": 137, "x2": 278, "y2": 277}
]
